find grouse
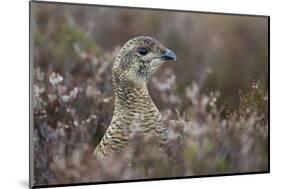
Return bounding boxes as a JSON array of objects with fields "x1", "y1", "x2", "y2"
[{"x1": 94, "y1": 36, "x2": 177, "y2": 160}]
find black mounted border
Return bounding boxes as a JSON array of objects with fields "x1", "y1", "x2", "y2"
[{"x1": 29, "y1": 0, "x2": 270, "y2": 188}]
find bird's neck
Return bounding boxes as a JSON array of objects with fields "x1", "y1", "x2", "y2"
[{"x1": 112, "y1": 70, "x2": 157, "y2": 112}]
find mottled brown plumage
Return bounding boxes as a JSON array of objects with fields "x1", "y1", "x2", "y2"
[{"x1": 94, "y1": 36, "x2": 177, "y2": 160}]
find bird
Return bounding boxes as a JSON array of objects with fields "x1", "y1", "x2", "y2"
[{"x1": 94, "y1": 36, "x2": 177, "y2": 160}]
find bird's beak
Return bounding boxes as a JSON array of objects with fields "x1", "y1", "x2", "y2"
[{"x1": 162, "y1": 49, "x2": 177, "y2": 61}]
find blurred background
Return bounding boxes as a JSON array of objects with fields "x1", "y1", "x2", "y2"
[
  {"x1": 31, "y1": 2, "x2": 268, "y2": 187},
  {"x1": 33, "y1": 3, "x2": 268, "y2": 108}
]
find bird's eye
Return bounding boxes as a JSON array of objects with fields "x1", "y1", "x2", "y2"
[{"x1": 137, "y1": 47, "x2": 148, "y2": 56}]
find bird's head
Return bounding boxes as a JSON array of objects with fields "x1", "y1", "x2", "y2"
[{"x1": 113, "y1": 36, "x2": 177, "y2": 86}]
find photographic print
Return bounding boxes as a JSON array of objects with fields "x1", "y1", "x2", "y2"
[{"x1": 29, "y1": 1, "x2": 269, "y2": 188}]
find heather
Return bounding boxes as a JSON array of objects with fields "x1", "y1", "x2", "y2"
[{"x1": 31, "y1": 3, "x2": 268, "y2": 186}]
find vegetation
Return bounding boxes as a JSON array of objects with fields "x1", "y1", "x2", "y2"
[{"x1": 32, "y1": 2, "x2": 268, "y2": 186}]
